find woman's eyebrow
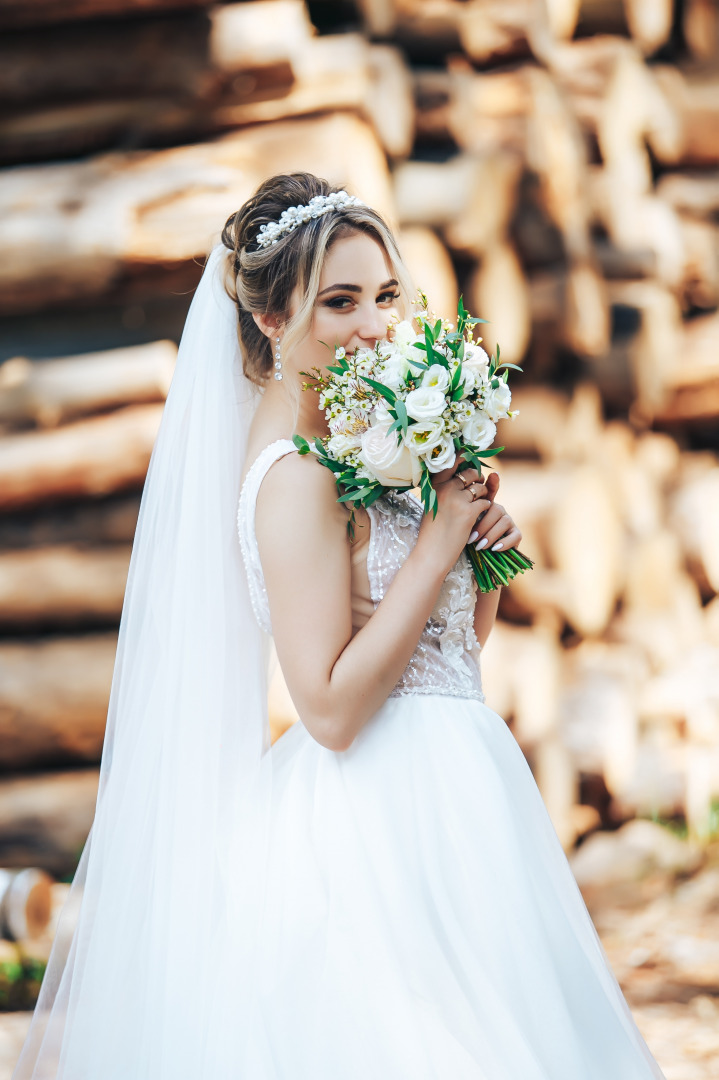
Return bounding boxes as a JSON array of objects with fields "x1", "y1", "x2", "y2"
[{"x1": 317, "y1": 278, "x2": 398, "y2": 297}]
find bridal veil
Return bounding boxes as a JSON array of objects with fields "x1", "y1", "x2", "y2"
[{"x1": 13, "y1": 245, "x2": 275, "y2": 1079}]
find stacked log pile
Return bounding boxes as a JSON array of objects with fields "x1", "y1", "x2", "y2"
[{"x1": 0, "y1": 0, "x2": 717, "y2": 900}]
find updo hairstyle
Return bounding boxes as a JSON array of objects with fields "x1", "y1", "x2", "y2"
[{"x1": 221, "y1": 172, "x2": 413, "y2": 387}]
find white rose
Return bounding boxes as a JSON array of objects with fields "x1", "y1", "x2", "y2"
[
  {"x1": 405, "y1": 418, "x2": 444, "y2": 457},
  {"x1": 327, "y1": 431, "x2": 362, "y2": 458},
  {"x1": 405, "y1": 386, "x2": 446, "y2": 421},
  {"x1": 425, "y1": 435, "x2": 457, "y2": 474},
  {"x1": 421, "y1": 364, "x2": 450, "y2": 393},
  {"x1": 360, "y1": 422, "x2": 421, "y2": 487},
  {"x1": 483, "y1": 382, "x2": 512, "y2": 422},
  {"x1": 460, "y1": 410, "x2": 496, "y2": 451}
]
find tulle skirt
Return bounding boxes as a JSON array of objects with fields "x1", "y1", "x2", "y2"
[
  {"x1": 223, "y1": 693, "x2": 664, "y2": 1079},
  {"x1": 19, "y1": 694, "x2": 664, "y2": 1080}
]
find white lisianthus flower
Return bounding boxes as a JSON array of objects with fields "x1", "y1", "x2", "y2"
[
  {"x1": 483, "y1": 382, "x2": 512, "y2": 422},
  {"x1": 460, "y1": 410, "x2": 496, "y2": 451},
  {"x1": 391, "y1": 320, "x2": 423, "y2": 359},
  {"x1": 425, "y1": 435, "x2": 457, "y2": 474},
  {"x1": 379, "y1": 348, "x2": 410, "y2": 390},
  {"x1": 457, "y1": 365, "x2": 477, "y2": 398},
  {"x1": 369, "y1": 401, "x2": 392, "y2": 427},
  {"x1": 463, "y1": 343, "x2": 490, "y2": 375},
  {"x1": 405, "y1": 418, "x2": 445, "y2": 457},
  {"x1": 405, "y1": 386, "x2": 446, "y2": 421},
  {"x1": 421, "y1": 364, "x2": 450, "y2": 393},
  {"x1": 360, "y1": 421, "x2": 422, "y2": 487},
  {"x1": 327, "y1": 431, "x2": 362, "y2": 458}
]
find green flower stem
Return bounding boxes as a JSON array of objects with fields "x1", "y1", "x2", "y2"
[{"x1": 466, "y1": 544, "x2": 535, "y2": 594}]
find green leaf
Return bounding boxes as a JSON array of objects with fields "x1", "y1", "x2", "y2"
[
  {"x1": 393, "y1": 397, "x2": 409, "y2": 434},
  {"x1": 360, "y1": 376, "x2": 397, "y2": 406},
  {"x1": 292, "y1": 434, "x2": 310, "y2": 454},
  {"x1": 496, "y1": 362, "x2": 524, "y2": 373}
]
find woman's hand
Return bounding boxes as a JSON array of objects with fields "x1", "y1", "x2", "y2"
[
  {"x1": 415, "y1": 458, "x2": 492, "y2": 575},
  {"x1": 468, "y1": 472, "x2": 523, "y2": 555}
]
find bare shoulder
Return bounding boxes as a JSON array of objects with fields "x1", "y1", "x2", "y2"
[{"x1": 255, "y1": 450, "x2": 347, "y2": 539}]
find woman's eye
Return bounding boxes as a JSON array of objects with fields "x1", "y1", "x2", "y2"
[
  {"x1": 378, "y1": 291, "x2": 400, "y2": 304},
  {"x1": 324, "y1": 296, "x2": 353, "y2": 309}
]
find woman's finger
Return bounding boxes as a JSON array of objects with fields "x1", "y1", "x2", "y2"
[
  {"x1": 486, "y1": 526, "x2": 522, "y2": 553},
  {"x1": 474, "y1": 511, "x2": 515, "y2": 550}
]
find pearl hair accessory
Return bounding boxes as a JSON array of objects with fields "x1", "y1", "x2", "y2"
[{"x1": 255, "y1": 191, "x2": 365, "y2": 249}]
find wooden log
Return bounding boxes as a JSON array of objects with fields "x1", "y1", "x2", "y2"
[
  {"x1": 0, "y1": 113, "x2": 394, "y2": 315},
  {"x1": 0, "y1": 770, "x2": 98, "y2": 877},
  {"x1": 563, "y1": 261, "x2": 610, "y2": 358},
  {"x1": 209, "y1": 0, "x2": 314, "y2": 72},
  {"x1": 652, "y1": 67, "x2": 719, "y2": 167},
  {"x1": 683, "y1": 0, "x2": 719, "y2": 61},
  {"x1": 446, "y1": 64, "x2": 531, "y2": 159},
  {"x1": 0, "y1": 341, "x2": 175, "y2": 431},
  {"x1": 526, "y1": 266, "x2": 609, "y2": 359},
  {"x1": 209, "y1": 37, "x2": 415, "y2": 160},
  {"x1": 0, "y1": 404, "x2": 162, "y2": 511},
  {"x1": 394, "y1": 153, "x2": 522, "y2": 256},
  {"x1": 0, "y1": 494, "x2": 140, "y2": 549},
  {"x1": 0, "y1": 635, "x2": 116, "y2": 770},
  {"x1": 548, "y1": 464, "x2": 624, "y2": 636},
  {"x1": 526, "y1": 68, "x2": 593, "y2": 262},
  {"x1": 657, "y1": 173, "x2": 719, "y2": 220},
  {"x1": 0, "y1": 545, "x2": 130, "y2": 627},
  {"x1": 0, "y1": 0, "x2": 210, "y2": 30},
  {"x1": 0, "y1": 868, "x2": 52, "y2": 941},
  {"x1": 466, "y1": 243, "x2": 531, "y2": 364},
  {"x1": 495, "y1": 385, "x2": 570, "y2": 460},
  {"x1": 673, "y1": 457, "x2": 719, "y2": 594},
  {"x1": 397, "y1": 226, "x2": 459, "y2": 317},
  {"x1": 623, "y1": 0, "x2": 675, "y2": 55},
  {"x1": 678, "y1": 216, "x2": 719, "y2": 311},
  {"x1": 0, "y1": 11, "x2": 213, "y2": 106},
  {"x1": 650, "y1": 311, "x2": 719, "y2": 424}
]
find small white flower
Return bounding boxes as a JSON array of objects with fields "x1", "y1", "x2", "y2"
[
  {"x1": 335, "y1": 346, "x2": 346, "y2": 359},
  {"x1": 405, "y1": 386, "x2": 447, "y2": 421},
  {"x1": 328, "y1": 431, "x2": 362, "y2": 458}
]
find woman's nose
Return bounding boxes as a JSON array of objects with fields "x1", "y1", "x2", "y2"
[{"x1": 355, "y1": 306, "x2": 390, "y2": 345}]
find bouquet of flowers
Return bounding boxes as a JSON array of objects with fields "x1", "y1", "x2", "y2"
[{"x1": 294, "y1": 295, "x2": 533, "y2": 593}]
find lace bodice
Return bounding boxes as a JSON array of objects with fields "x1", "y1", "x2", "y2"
[{"x1": 237, "y1": 439, "x2": 485, "y2": 704}]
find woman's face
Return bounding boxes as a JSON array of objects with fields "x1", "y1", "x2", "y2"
[{"x1": 287, "y1": 231, "x2": 402, "y2": 374}]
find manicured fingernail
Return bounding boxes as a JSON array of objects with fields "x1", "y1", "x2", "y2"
[
  {"x1": 476, "y1": 538, "x2": 488, "y2": 550},
  {"x1": 492, "y1": 542, "x2": 503, "y2": 551},
  {"x1": 468, "y1": 530, "x2": 479, "y2": 543}
]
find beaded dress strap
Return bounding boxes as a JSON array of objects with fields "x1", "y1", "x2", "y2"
[{"x1": 237, "y1": 439, "x2": 298, "y2": 634}]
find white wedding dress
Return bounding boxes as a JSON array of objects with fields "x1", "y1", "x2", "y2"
[{"x1": 235, "y1": 439, "x2": 665, "y2": 1080}]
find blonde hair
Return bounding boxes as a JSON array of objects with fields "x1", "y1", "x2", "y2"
[{"x1": 221, "y1": 173, "x2": 414, "y2": 394}]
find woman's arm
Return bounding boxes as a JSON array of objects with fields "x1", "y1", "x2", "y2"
[{"x1": 256, "y1": 453, "x2": 481, "y2": 752}]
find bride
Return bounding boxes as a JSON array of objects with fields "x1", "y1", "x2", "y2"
[{"x1": 13, "y1": 172, "x2": 665, "y2": 1079}]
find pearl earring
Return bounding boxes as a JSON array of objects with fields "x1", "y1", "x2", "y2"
[{"x1": 274, "y1": 335, "x2": 283, "y2": 381}]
